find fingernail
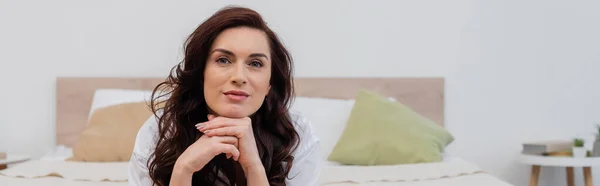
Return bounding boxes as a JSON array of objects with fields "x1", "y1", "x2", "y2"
[
  {"x1": 195, "y1": 123, "x2": 205, "y2": 129},
  {"x1": 204, "y1": 130, "x2": 211, "y2": 134}
]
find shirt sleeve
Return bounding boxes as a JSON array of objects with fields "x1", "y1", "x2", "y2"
[
  {"x1": 286, "y1": 113, "x2": 323, "y2": 186},
  {"x1": 128, "y1": 115, "x2": 159, "y2": 186},
  {"x1": 128, "y1": 152, "x2": 153, "y2": 186}
]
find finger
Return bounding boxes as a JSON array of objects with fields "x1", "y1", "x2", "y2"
[
  {"x1": 205, "y1": 127, "x2": 243, "y2": 138},
  {"x1": 219, "y1": 136, "x2": 238, "y2": 159},
  {"x1": 194, "y1": 115, "x2": 219, "y2": 130},
  {"x1": 218, "y1": 144, "x2": 240, "y2": 161},
  {"x1": 211, "y1": 136, "x2": 239, "y2": 159},
  {"x1": 212, "y1": 136, "x2": 239, "y2": 148},
  {"x1": 196, "y1": 117, "x2": 236, "y2": 132}
]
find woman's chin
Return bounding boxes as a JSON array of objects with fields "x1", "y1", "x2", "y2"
[
  {"x1": 214, "y1": 108, "x2": 250, "y2": 118},
  {"x1": 218, "y1": 112, "x2": 246, "y2": 118}
]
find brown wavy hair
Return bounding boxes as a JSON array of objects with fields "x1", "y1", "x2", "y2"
[{"x1": 147, "y1": 6, "x2": 299, "y2": 186}]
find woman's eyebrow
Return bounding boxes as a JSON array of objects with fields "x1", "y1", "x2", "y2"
[
  {"x1": 212, "y1": 48, "x2": 234, "y2": 56},
  {"x1": 212, "y1": 48, "x2": 268, "y2": 60},
  {"x1": 249, "y1": 53, "x2": 268, "y2": 60}
]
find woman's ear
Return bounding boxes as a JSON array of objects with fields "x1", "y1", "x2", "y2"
[{"x1": 265, "y1": 85, "x2": 271, "y2": 100}]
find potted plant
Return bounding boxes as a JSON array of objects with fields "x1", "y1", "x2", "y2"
[
  {"x1": 596, "y1": 124, "x2": 600, "y2": 141},
  {"x1": 573, "y1": 138, "x2": 587, "y2": 158},
  {"x1": 593, "y1": 124, "x2": 600, "y2": 157}
]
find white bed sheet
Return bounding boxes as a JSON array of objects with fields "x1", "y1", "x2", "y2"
[
  {"x1": 0, "y1": 176, "x2": 127, "y2": 186},
  {"x1": 1, "y1": 147, "x2": 513, "y2": 186},
  {"x1": 0, "y1": 146, "x2": 128, "y2": 186},
  {"x1": 320, "y1": 157, "x2": 514, "y2": 186},
  {"x1": 321, "y1": 173, "x2": 512, "y2": 186},
  {"x1": 0, "y1": 173, "x2": 510, "y2": 186}
]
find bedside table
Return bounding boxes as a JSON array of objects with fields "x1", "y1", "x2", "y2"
[
  {"x1": 518, "y1": 154, "x2": 600, "y2": 186},
  {"x1": 0, "y1": 153, "x2": 30, "y2": 170}
]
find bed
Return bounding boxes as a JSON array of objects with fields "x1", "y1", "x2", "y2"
[{"x1": 0, "y1": 77, "x2": 514, "y2": 186}]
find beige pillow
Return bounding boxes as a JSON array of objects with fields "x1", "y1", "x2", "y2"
[{"x1": 68, "y1": 101, "x2": 153, "y2": 162}]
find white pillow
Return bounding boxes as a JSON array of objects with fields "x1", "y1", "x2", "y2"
[
  {"x1": 40, "y1": 145, "x2": 73, "y2": 161},
  {"x1": 289, "y1": 97, "x2": 356, "y2": 160},
  {"x1": 88, "y1": 89, "x2": 155, "y2": 118}
]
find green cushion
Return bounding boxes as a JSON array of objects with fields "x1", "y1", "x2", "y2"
[{"x1": 327, "y1": 90, "x2": 454, "y2": 165}]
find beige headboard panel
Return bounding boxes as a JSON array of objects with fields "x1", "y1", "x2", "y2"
[{"x1": 56, "y1": 77, "x2": 444, "y2": 147}]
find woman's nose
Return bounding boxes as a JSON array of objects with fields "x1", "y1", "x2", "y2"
[{"x1": 230, "y1": 62, "x2": 248, "y2": 85}]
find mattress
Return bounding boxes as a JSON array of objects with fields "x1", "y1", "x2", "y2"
[
  {"x1": 321, "y1": 173, "x2": 512, "y2": 186},
  {"x1": 0, "y1": 147, "x2": 513, "y2": 186},
  {"x1": 0, "y1": 146, "x2": 128, "y2": 186},
  {"x1": 320, "y1": 158, "x2": 514, "y2": 186},
  {"x1": 0, "y1": 161, "x2": 128, "y2": 186},
  {"x1": 0, "y1": 176, "x2": 127, "y2": 186}
]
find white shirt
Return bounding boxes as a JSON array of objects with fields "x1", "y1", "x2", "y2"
[{"x1": 128, "y1": 111, "x2": 322, "y2": 186}]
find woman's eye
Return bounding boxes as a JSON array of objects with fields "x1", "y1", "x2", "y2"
[
  {"x1": 249, "y1": 61, "x2": 263, "y2": 67},
  {"x1": 216, "y1": 57, "x2": 230, "y2": 64}
]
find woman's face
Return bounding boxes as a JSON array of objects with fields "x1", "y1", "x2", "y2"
[{"x1": 203, "y1": 27, "x2": 271, "y2": 118}]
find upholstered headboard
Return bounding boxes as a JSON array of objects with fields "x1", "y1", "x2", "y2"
[{"x1": 56, "y1": 77, "x2": 444, "y2": 147}]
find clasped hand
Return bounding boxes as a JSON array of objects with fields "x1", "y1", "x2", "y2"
[
  {"x1": 174, "y1": 114, "x2": 263, "y2": 175},
  {"x1": 196, "y1": 115, "x2": 262, "y2": 170}
]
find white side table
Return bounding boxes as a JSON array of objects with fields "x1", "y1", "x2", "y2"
[
  {"x1": 0, "y1": 154, "x2": 30, "y2": 170},
  {"x1": 518, "y1": 154, "x2": 600, "y2": 186}
]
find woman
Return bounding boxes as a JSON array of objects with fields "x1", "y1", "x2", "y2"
[{"x1": 128, "y1": 6, "x2": 321, "y2": 186}]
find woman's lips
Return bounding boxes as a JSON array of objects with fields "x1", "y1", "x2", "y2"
[
  {"x1": 223, "y1": 90, "x2": 249, "y2": 101},
  {"x1": 225, "y1": 93, "x2": 248, "y2": 101}
]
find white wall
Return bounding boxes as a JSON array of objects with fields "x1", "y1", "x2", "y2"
[
  {"x1": 1, "y1": 0, "x2": 599, "y2": 185},
  {"x1": 447, "y1": 1, "x2": 600, "y2": 185}
]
